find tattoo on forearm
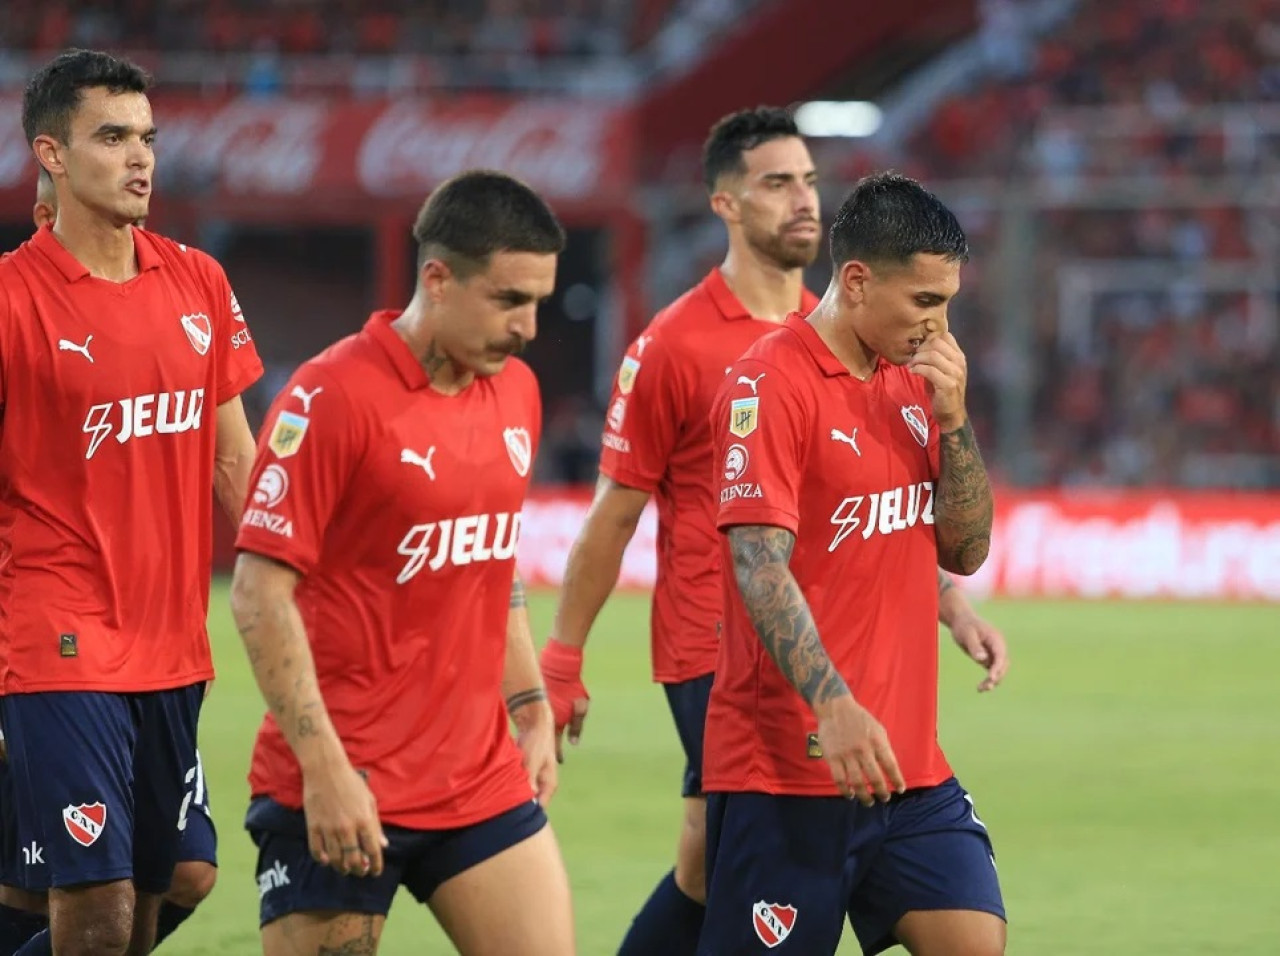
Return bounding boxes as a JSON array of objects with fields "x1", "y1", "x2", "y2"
[
  {"x1": 506, "y1": 687, "x2": 548, "y2": 714},
  {"x1": 938, "y1": 568, "x2": 956, "y2": 596},
  {"x1": 935, "y1": 422, "x2": 994, "y2": 574},
  {"x1": 510, "y1": 575, "x2": 527, "y2": 608},
  {"x1": 728, "y1": 526, "x2": 849, "y2": 708}
]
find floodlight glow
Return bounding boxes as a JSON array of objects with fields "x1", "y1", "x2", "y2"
[{"x1": 794, "y1": 101, "x2": 883, "y2": 138}]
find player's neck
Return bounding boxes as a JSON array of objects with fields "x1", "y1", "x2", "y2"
[
  {"x1": 52, "y1": 206, "x2": 139, "y2": 283},
  {"x1": 808, "y1": 298, "x2": 878, "y2": 381},
  {"x1": 390, "y1": 307, "x2": 475, "y2": 395},
  {"x1": 719, "y1": 247, "x2": 804, "y2": 323}
]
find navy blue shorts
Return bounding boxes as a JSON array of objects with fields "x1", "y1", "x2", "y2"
[
  {"x1": 0, "y1": 686, "x2": 203, "y2": 894},
  {"x1": 662, "y1": 672, "x2": 714, "y2": 798},
  {"x1": 246, "y1": 795, "x2": 547, "y2": 927},
  {"x1": 0, "y1": 757, "x2": 20, "y2": 887},
  {"x1": 0, "y1": 746, "x2": 216, "y2": 887},
  {"x1": 177, "y1": 750, "x2": 217, "y2": 868},
  {"x1": 701, "y1": 778, "x2": 1005, "y2": 955}
]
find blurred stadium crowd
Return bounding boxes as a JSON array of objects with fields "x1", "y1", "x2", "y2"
[{"x1": 1, "y1": 0, "x2": 1276, "y2": 489}]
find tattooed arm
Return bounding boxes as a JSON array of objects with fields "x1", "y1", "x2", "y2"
[
  {"x1": 503, "y1": 571, "x2": 558, "y2": 804},
  {"x1": 727, "y1": 525, "x2": 848, "y2": 707},
  {"x1": 727, "y1": 525, "x2": 904, "y2": 802},
  {"x1": 933, "y1": 421, "x2": 994, "y2": 575},
  {"x1": 229, "y1": 551, "x2": 385, "y2": 875}
]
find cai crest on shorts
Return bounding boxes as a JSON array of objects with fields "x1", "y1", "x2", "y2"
[
  {"x1": 62, "y1": 802, "x2": 107, "y2": 847},
  {"x1": 752, "y1": 900, "x2": 797, "y2": 948}
]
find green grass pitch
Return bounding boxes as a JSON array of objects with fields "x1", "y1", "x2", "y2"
[{"x1": 177, "y1": 584, "x2": 1278, "y2": 954}]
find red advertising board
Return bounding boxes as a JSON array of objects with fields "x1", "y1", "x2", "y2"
[
  {"x1": 212, "y1": 487, "x2": 1280, "y2": 601},
  {"x1": 0, "y1": 95, "x2": 635, "y2": 217}
]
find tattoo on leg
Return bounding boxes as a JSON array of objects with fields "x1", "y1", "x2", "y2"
[
  {"x1": 727, "y1": 526, "x2": 849, "y2": 708},
  {"x1": 317, "y1": 914, "x2": 378, "y2": 956}
]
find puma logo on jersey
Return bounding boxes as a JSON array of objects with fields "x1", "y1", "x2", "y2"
[
  {"x1": 58, "y1": 335, "x2": 93, "y2": 363},
  {"x1": 400, "y1": 447, "x2": 436, "y2": 480},
  {"x1": 396, "y1": 513, "x2": 521, "y2": 584},
  {"x1": 828, "y1": 481, "x2": 935, "y2": 551},
  {"x1": 830, "y1": 427, "x2": 861, "y2": 456},
  {"x1": 737, "y1": 373, "x2": 766, "y2": 394},
  {"x1": 290, "y1": 385, "x2": 322, "y2": 413},
  {"x1": 82, "y1": 389, "x2": 205, "y2": 460}
]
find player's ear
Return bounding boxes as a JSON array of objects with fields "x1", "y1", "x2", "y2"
[
  {"x1": 837, "y1": 259, "x2": 871, "y2": 306},
  {"x1": 418, "y1": 258, "x2": 453, "y2": 305},
  {"x1": 709, "y1": 187, "x2": 740, "y2": 224},
  {"x1": 32, "y1": 136, "x2": 65, "y2": 179}
]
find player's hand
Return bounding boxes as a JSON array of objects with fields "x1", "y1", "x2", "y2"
[
  {"x1": 950, "y1": 614, "x2": 1009, "y2": 692},
  {"x1": 301, "y1": 753, "x2": 388, "y2": 878},
  {"x1": 539, "y1": 638, "x2": 590, "y2": 762},
  {"x1": 907, "y1": 332, "x2": 968, "y2": 432},
  {"x1": 813, "y1": 695, "x2": 905, "y2": 806},
  {"x1": 513, "y1": 701, "x2": 559, "y2": 807}
]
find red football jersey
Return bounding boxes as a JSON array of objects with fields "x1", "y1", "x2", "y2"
[
  {"x1": 0, "y1": 225, "x2": 263, "y2": 693},
  {"x1": 599, "y1": 269, "x2": 818, "y2": 683},
  {"x1": 237, "y1": 311, "x2": 541, "y2": 830},
  {"x1": 704, "y1": 314, "x2": 953, "y2": 795}
]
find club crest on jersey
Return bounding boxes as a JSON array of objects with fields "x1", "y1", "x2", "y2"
[
  {"x1": 752, "y1": 901, "x2": 797, "y2": 948},
  {"x1": 617, "y1": 356, "x2": 641, "y2": 395},
  {"x1": 504, "y1": 427, "x2": 532, "y2": 477},
  {"x1": 729, "y1": 397, "x2": 759, "y2": 438},
  {"x1": 179, "y1": 313, "x2": 212, "y2": 356},
  {"x1": 268, "y1": 411, "x2": 309, "y2": 458},
  {"x1": 253, "y1": 464, "x2": 290, "y2": 508},
  {"x1": 901, "y1": 405, "x2": 929, "y2": 447},
  {"x1": 63, "y1": 803, "x2": 106, "y2": 847}
]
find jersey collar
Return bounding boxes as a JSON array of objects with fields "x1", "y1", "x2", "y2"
[
  {"x1": 31, "y1": 224, "x2": 162, "y2": 283},
  {"x1": 785, "y1": 312, "x2": 852, "y2": 377},
  {"x1": 705, "y1": 267, "x2": 823, "y2": 321},
  {"x1": 364, "y1": 310, "x2": 431, "y2": 390}
]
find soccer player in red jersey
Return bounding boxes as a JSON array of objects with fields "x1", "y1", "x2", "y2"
[
  {"x1": 540, "y1": 108, "x2": 1008, "y2": 953},
  {"x1": 230, "y1": 171, "x2": 574, "y2": 956},
  {"x1": 701, "y1": 172, "x2": 1005, "y2": 955},
  {"x1": 0, "y1": 169, "x2": 221, "y2": 955},
  {"x1": 0, "y1": 50, "x2": 262, "y2": 956}
]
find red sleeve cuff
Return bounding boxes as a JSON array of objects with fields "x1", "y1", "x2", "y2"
[
  {"x1": 599, "y1": 458, "x2": 661, "y2": 494},
  {"x1": 716, "y1": 506, "x2": 800, "y2": 536},
  {"x1": 217, "y1": 357, "x2": 265, "y2": 405}
]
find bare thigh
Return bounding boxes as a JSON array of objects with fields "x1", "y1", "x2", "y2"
[
  {"x1": 674, "y1": 795, "x2": 707, "y2": 903},
  {"x1": 428, "y1": 825, "x2": 574, "y2": 956},
  {"x1": 895, "y1": 909, "x2": 1007, "y2": 956},
  {"x1": 48, "y1": 880, "x2": 134, "y2": 956}
]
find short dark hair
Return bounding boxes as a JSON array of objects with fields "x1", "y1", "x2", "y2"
[
  {"x1": 22, "y1": 49, "x2": 151, "y2": 146},
  {"x1": 829, "y1": 172, "x2": 969, "y2": 269},
  {"x1": 413, "y1": 170, "x2": 566, "y2": 276},
  {"x1": 702, "y1": 106, "x2": 801, "y2": 191}
]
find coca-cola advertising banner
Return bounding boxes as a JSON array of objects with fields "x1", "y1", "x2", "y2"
[
  {"x1": 510, "y1": 488, "x2": 1280, "y2": 602},
  {"x1": 0, "y1": 95, "x2": 633, "y2": 212}
]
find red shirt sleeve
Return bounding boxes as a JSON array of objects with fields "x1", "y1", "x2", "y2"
[
  {"x1": 712, "y1": 359, "x2": 810, "y2": 534},
  {"x1": 202, "y1": 255, "x2": 264, "y2": 404},
  {"x1": 598, "y1": 330, "x2": 686, "y2": 493},
  {"x1": 235, "y1": 366, "x2": 364, "y2": 575}
]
